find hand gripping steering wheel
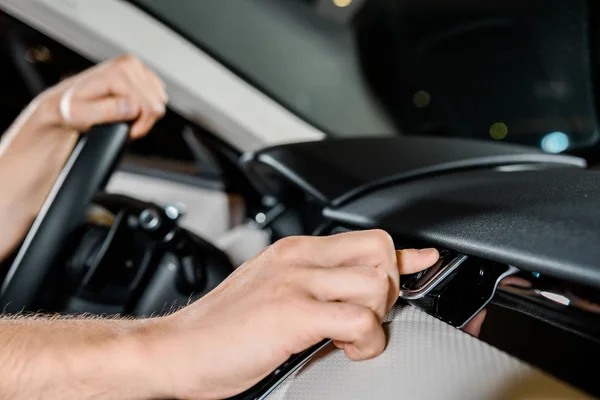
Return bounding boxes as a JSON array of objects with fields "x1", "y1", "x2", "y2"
[{"x1": 0, "y1": 124, "x2": 129, "y2": 313}]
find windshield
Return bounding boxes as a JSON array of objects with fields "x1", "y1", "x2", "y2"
[{"x1": 129, "y1": 0, "x2": 599, "y2": 155}]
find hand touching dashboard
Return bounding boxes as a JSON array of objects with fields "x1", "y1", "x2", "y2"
[
  {"x1": 144, "y1": 230, "x2": 439, "y2": 400},
  {"x1": 0, "y1": 230, "x2": 440, "y2": 400}
]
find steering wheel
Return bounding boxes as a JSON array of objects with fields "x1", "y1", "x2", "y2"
[{"x1": 0, "y1": 124, "x2": 129, "y2": 313}]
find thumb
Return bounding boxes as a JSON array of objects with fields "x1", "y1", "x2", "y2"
[
  {"x1": 396, "y1": 248, "x2": 440, "y2": 275},
  {"x1": 68, "y1": 96, "x2": 140, "y2": 132}
]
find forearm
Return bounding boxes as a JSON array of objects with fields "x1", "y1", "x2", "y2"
[
  {"x1": 0, "y1": 91, "x2": 78, "y2": 261},
  {"x1": 0, "y1": 315, "x2": 167, "y2": 400}
]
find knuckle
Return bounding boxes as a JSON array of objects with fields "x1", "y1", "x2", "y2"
[
  {"x1": 105, "y1": 101, "x2": 120, "y2": 120},
  {"x1": 113, "y1": 54, "x2": 142, "y2": 74},
  {"x1": 371, "y1": 344, "x2": 386, "y2": 360},
  {"x1": 367, "y1": 333, "x2": 386, "y2": 359},
  {"x1": 365, "y1": 267, "x2": 389, "y2": 291},
  {"x1": 368, "y1": 229, "x2": 395, "y2": 252},
  {"x1": 152, "y1": 106, "x2": 166, "y2": 118},
  {"x1": 347, "y1": 330, "x2": 385, "y2": 361},
  {"x1": 344, "y1": 347, "x2": 362, "y2": 361},
  {"x1": 362, "y1": 268, "x2": 390, "y2": 311},
  {"x1": 271, "y1": 236, "x2": 304, "y2": 260},
  {"x1": 352, "y1": 309, "x2": 377, "y2": 337},
  {"x1": 398, "y1": 248, "x2": 418, "y2": 259},
  {"x1": 365, "y1": 230, "x2": 397, "y2": 271},
  {"x1": 117, "y1": 54, "x2": 141, "y2": 66}
]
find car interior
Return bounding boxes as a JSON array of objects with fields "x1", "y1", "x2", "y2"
[{"x1": 0, "y1": 0, "x2": 599, "y2": 398}]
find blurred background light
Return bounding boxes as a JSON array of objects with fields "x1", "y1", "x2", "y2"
[
  {"x1": 490, "y1": 122, "x2": 508, "y2": 140},
  {"x1": 412, "y1": 90, "x2": 431, "y2": 108},
  {"x1": 541, "y1": 131, "x2": 570, "y2": 153},
  {"x1": 165, "y1": 205, "x2": 180, "y2": 220},
  {"x1": 540, "y1": 291, "x2": 571, "y2": 306},
  {"x1": 25, "y1": 45, "x2": 51, "y2": 64},
  {"x1": 332, "y1": 0, "x2": 352, "y2": 7}
]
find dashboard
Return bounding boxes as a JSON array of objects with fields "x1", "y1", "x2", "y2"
[{"x1": 240, "y1": 136, "x2": 600, "y2": 396}]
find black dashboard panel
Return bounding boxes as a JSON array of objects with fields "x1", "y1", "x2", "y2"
[
  {"x1": 241, "y1": 137, "x2": 585, "y2": 206},
  {"x1": 324, "y1": 169, "x2": 600, "y2": 289}
]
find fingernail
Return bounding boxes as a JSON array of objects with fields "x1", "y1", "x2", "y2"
[{"x1": 418, "y1": 248, "x2": 438, "y2": 257}]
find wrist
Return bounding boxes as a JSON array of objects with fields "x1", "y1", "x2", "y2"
[
  {"x1": 1, "y1": 88, "x2": 65, "y2": 147},
  {"x1": 0, "y1": 89, "x2": 78, "y2": 218},
  {"x1": 136, "y1": 313, "x2": 212, "y2": 400},
  {"x1": 33, "y1": 86, "x2": 73, "y2": 132},
  {"x1": 127, "y1": 316, "x2": 177, "y2": 399},
  {"x1": 48, "y1": 317, "x2": 172, "y2": 400},
  {"x1": 0, "y1": 89, "x2": 77, "y2": 166},
  {"x1": 135, "y1": 314, "x2": 190, "y2": 400}
]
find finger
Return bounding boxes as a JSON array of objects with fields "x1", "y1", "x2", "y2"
[
  {"x1": 499, "y1": 276, "x2": 532, "y2": 289},
  {"x1": 461, "y1": 309, "x2": 487, "y2": 337},
  {"x1": 286, "y1": 230, "x2": 396, "y2": 268},
  {"x1": 309, "y1": 301, "x2": 386, "y2": 361},
  {"x1": 130, "y1": 105, "x2": 162, "y2": 138},
  {"x1": 60, "y1": 55, "x2": 164, "y2": 138},
  {"x1": 68, "y1": 97, "x2": 141, "y2": 132},
  {"x1": 64, "y1": 68, "x2": 143, "y2": 131},
  {"x1": 73, "y1": 65, "x2": 134, "y2": 100},
  {"x1": 128, "y1": 62, "x2": 166, "y2": 115},
  {"x1": 304, "y1": 266, "x2": 391, "y2": 321},
  {"x1": 99, "y1": 56, "x2": 163, "y2": 138},
  {"x1": 68, "y1": 55, "x2": 165, "y2": 106},
  {"x1": 396, "y1": 248, "x2": 440, "y2": 275},
  {"x1": 126, "y1": 90, "x2": 161, "y2": 139},
  {"x1": 141, "y1": 63, "x2": 168, "y2": 104},
  {"x1": 119, "y1": 67, "x2": 165, "y2": 139},
  {"x1": 276, "y1": 230, "x2": 399, "y2": 293}
]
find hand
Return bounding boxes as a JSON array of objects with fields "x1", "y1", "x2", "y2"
[
  {"x1": 462, "y1": 309, "x2": 487, "y2": 337},
  {"x1": 41, "y1": 54, "x2": 168, "y2": 138},
  {"x1": 144, "y1": 230, "x2": 440, "y2": 400},
  {"x1": 0, "y1": 55, "x2": 167, "y2": 261}
]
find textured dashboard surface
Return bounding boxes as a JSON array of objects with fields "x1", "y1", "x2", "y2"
[{"x1": 268, "y1": 305, "x2": 587, "y2": 400}]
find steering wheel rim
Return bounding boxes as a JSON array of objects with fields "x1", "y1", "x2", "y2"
[{"x1": 0, "y1": 123, "x2": 129, "y2": 313}]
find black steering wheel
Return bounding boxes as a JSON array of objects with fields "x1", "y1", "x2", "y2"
[{"x1": 0, "y1": 124, "x2": 129, "y2": 313}]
